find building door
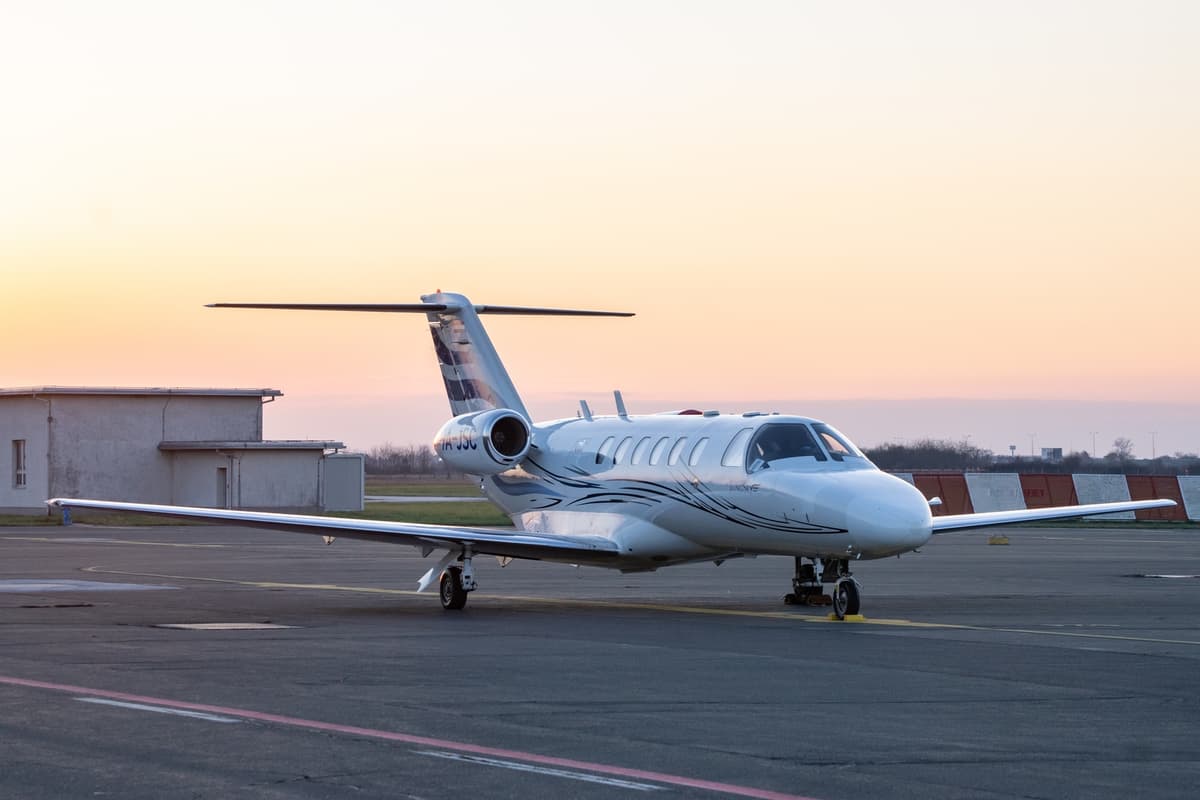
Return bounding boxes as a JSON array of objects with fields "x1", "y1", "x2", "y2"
[{"x1": 216, "y1": 467, "x2": 228, "y2": 508}]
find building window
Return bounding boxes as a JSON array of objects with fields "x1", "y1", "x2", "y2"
[{"x1": 12, "y1": 439, "x2": 27, "y2": 489}]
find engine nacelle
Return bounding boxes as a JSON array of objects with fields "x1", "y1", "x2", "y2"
[{"x1": 433, "y1": 409, "x2": 532, "y2": 475}]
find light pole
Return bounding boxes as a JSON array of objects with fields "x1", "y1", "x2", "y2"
[
  {"x1": 1150, "y1": 431, "x2": 1157, "y2": 459},
  {"x1": 1029, "y1": 433, "x2": 1036, "y2": 457},
  {"x1": 1090, "y1": 431, "x2": 1098, "y2": 458}
]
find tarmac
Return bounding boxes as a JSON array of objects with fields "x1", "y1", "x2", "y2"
[{"x1": 1, "y1": 521, "x2": 1198, "y2": 799}]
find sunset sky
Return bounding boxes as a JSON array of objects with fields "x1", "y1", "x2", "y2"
[{"x1": 2, "y1": 2, "x2": 1197, "y2": 457}]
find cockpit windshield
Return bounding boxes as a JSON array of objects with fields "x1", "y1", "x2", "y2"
[
  {"x1": 811, "y1": 422, "x2": 864, "y2": 461},
  {"x1": 747, "y1": 424, "x2": 826, "y2": 472}
]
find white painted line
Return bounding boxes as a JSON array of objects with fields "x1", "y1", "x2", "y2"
[
  {"x1": 153, "y1": 622, "x2": 296, "y2": 630},
  {"x1": 75, "y1": 697, "x2": 241, "y2": 723},
  {"x1": 414, "y1": 750, "x2": 664, "y2": 791},
  {"x1": 0, "y1": 579, "x2": 176, "y2": 593}
]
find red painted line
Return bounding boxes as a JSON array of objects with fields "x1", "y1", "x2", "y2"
[{"x1": 0, "y1": 673, "x2": 817, "y2": 800}]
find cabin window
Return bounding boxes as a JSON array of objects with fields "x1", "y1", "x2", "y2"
[
  {"x1": 613, "y1": 436, "x2": 635, "y2": 464},
  {"x1": 667, "y1": 437, "x2": 689, "y2": 466},
  {"x1": 630, "y1": 436, "x2": 652, "y2": 465},
  {"x1": 595, "y1": 436, "x2": 616, "y2": 464},
  {"x1": 648, "y1": 437, "x2": 670, "y2": 466},
  {"x1": 721, "y1": 428, "x2": 754, "y2": 467},
  {"x1": 12, "y1": 439, "x2": 26, "y2": 489},
  {"x1": 688, "y1": 437, "x2": 710, "y2": 466}
]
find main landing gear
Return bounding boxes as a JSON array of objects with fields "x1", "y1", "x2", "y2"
[
  {"x1": 438, "y1": 546, "x2": 478, "y2": 610},
  {"x1": 784, "y1": 557, "x2": 860, "y2": 619}
]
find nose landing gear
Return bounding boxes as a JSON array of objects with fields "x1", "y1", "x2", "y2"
[{"x1": 784, "y1": 557, "x2": 860, "y2": 619}]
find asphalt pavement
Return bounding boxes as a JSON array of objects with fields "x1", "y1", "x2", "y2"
[{"x1": 2, "y1": 522, "x2": 1198, "y2": 799}]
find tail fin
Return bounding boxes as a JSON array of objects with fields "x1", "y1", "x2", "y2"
[
  {"x1": 421, "y1": 291, "x2": 530, "y2": 417},
  {"x1": 208, "y1": 292, "x2": 632, "y2": 419}
]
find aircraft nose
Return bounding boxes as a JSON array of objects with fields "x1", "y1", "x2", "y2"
[{"x1": 844, "y1": 473, "x2": 933, "y2": 556}]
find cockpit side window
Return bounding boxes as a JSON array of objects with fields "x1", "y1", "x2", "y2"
[
  {"x1": 746, "y1": 424, "x2": 826, "y2": 472},
  {"x1": 721, "y1": 428, "x2": 754, "y2": 467},
  {"x1": 811, "y1": 422, "x2": 864, "y2": 462}
]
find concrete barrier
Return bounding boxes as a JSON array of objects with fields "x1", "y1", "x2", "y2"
[
  {"x1": 964, "y1": 473, "x2": 1026, "y2": 512},
  {"x1": 1072, "y1": 474, "x2": 1135, "y2": 520},
  {"x1": 1176, "y1": 476, "x2": 1200, "y2": 521}
]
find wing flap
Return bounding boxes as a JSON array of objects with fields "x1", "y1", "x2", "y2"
[
  {"x1": 932, "y1": 499, "x2": 1177, "y2": 533},
  {"x1": 46, "y1": 498, "x2": 620, "y2": 564}
]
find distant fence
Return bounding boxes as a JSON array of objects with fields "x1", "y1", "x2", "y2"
[{"x1": 894, "y1": 473, "x2": 1195, "y2": 522}]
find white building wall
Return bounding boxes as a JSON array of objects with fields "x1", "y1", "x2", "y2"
[
  {"x1": 1072, "y1": 473, "x2": 1135, "y2": 520},
  {"x1": 161, "y1": 396, "x2": 263, "y2": 441},
  {"x1": 237, "y1": 451, "x2": 322, "y2": 510},
  {"x1": 964, "y1": 473, "x2": 1026, "y2": 512},
  {"x1": 171, "y1": 452, "x2": 238, "y2": 507},
  {"x1": 44, "y1": 395, "x2": 263, "y2": 504},
  {"x1": 0, "y1": 397, "x2": 51, "y2": 511},
  {"x1": 47, "y1": 396, "x2": 172, "y2": 502},
  {"x1": 322, "y1": 454, "x2": 364, "y2": 512}
]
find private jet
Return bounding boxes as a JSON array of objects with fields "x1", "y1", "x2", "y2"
[{"x1": 50, "y1": 292, "x2": 1174, "y2": 618}]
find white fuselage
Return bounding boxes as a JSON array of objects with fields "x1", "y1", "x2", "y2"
[{"x1": 482, "y1": 412, "x2": 934, "y2": 570}]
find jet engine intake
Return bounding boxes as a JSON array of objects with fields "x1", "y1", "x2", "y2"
[{"x1": 433, "y1": 409, "x2": 532, "y2": 474}]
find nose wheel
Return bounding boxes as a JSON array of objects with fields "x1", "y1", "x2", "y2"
[
  {"x1": 833, "y1": 578, "x2": 860, "y2": 619},
  {"x1": 785, "y1": 557, "x2": 860, "y2": 619}
]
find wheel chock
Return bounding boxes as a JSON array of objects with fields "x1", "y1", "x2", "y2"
[{"x1": 987, "y1": 534, "x2": 1010, "y2": 545}]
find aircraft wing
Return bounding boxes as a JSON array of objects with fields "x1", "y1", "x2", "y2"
[
  {"x1": 931, "y1": 498, "x2": 1177, "y2": 533},
  {"x1": 45, "y1": 498, "x2": 621, "y2": 565}
]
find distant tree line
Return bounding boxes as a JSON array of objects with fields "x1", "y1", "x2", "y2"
[
  {"x1": 865, "y1": 439, "x2": 994, "y2": 471},
  {"x1": 364, "y1": 443, "x2": 464, "y2": 477},
  {"x1": 863, "y1": 437, "x2": 1200, "y2": 475}
]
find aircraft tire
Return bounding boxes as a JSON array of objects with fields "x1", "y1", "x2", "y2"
[
  {"x1": 833, "y1": 579, "x2": 859, "y2": 619},
  {"x1": 440, "y1": 566, "x2": 468, "y2": 610}
]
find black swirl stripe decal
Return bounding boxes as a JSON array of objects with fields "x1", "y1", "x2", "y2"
[{"x1": 521, "y1": 458, "x2": 846, "y2": 535}]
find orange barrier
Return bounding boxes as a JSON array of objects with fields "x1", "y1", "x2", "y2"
[
  {"x1": 1126, "y1": 475, "x2": 1189, "y2": 521},
  {"x1": 902, "y1": 473, "x2": 1197, "y2": 521}
]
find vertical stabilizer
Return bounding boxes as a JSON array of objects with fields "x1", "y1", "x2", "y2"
[{"x1": 422, "y1": 292, "x2": 529, "y2": 419}]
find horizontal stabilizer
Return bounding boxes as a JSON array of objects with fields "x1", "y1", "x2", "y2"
[{"x1": 207, "y1": 302, "x2": 633, "y2": 317}]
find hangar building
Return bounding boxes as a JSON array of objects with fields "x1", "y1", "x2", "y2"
[{"x1": 0, "y1": 387, "x2": 362, "y2": 515}]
